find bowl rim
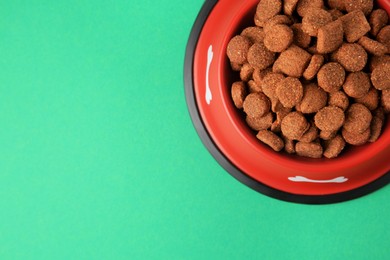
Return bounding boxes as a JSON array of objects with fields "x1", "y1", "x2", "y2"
[{"x1": 184, "y1": 0, "x2": 390, "y2": 204}]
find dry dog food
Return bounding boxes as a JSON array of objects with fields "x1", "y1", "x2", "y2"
[{"x1": 227, "y1": 0, "x2": 389, "y2": 158}]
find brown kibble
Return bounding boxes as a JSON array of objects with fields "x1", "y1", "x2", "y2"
[
  {"x1": 358, "y1": 36, "x2": 388, "y2": 56},
  {"x1": 241, "y1": 27, "x2": 265, "y2": 44},
  {"x1": 342, "y1": 127, "x2": 371, "y2": 145},
  {"x1": 327, "y1": 0, "x2": 346, "y2": 11},
  {"x1": 343, "y1": 72, "x2": 371, "y2": 98},
  {"x1": 253, "y1": 68, "x2": 272, "y2": 85},
  {"x1": 271, "y1": 106, "x2": 291, "y2": 132},
  {"x1": 299, "y1": 123, "x2": 319, "y2": 143},
  {"x1": 231, "y1": 81, "x2": 247, "y2": 109},
  {"x1": 296, "y1": 0, "x2": 324, "y2": 17},
  {"x1": 291, "y1": 23, "x2": 312, "y2": 49},
  {"x1": 323, "y1": 135, "x2": 346, "y2": 159},
  {"x1": 303, "y1": 55, "x2": 325, "y2": 80},
  {"x1": 246, "y1": 113, "x2": 274, "y2": 131},
  {"x1": 329, "y1": 9, "x2": 344, "y2": 21},
  {"x1": 264, "y1": 24, "x2": 294, "y2": 52},
  {"x1": 281, "y1": 112, "x2": 310, "y2": 140},
  {"x1": 264, "y1": 15, "x2": 293, "y2": 34},
  {"x1": 320, "y1": 130, "x2": 337, "y2": 141},
  {"x1": 302, "y1": 9, "x2": 332, "y2": 37},
  {"x1": 382, "y1": 90, "x2": 390, "y2": 113},
  {"x1": 345, "y1": 0, "x2": 373, "y2": 16},
  {"x1": 377, "y1": 26, "x2": 390, "y2": 53},
  {"x1": 255, "y1": 0, "x2": 282, "y2": 27},
  {"x1": 298, "y1": 83, "x2": 328, "y2": 113},
  {"x1": 369, "y1": 9, "x2": 389, "y2": 37},
  {"x1": 332, "y1": 43, "x2": 367, "y2": 72},
  {"x1": 230, "y1": 62, "x2": 242, "y2": 72},
  {"x1": 247, "y1": 42, "x2": 276, "y2": 70},
  {"x1": 344, "y1": 103, "x2": 372, "y2": 133},
  {"x1": 355, "y1": 88, "x2": 379, "y2": 111},
  {"x1": 369, "y1": 55, "x2": 390, "y2": 72},
  {"x1": 340, "y1": 10, "x2": 371, "y2": 43},
  {"x1": 273, "y1": 45, "x2": 312, "y2": 77},
  {"x1": 328, "y1": 91, "x2": 349, "y2": 111},
  {"x1": 248, "y1": 80, "x2": 263, "y2": 93},
  {"x1": 227, "y1": 35, "x2": 252, "y2": 64},
  {"x1": 296, "y1": 142, "x2": 323, "y2": 158},
  {"x1": 240, "y1": 63, "x2": 254, "y2": 82},
  {"x1": 256, "y1": 130, "x2": 284, "y2": 152},
  {"x1": 283, "y1": 137, "x2": 296, "y2": 154},
  {"x1": 371, "y1": 63, "x2": 390, "y2": 90},
  {"x1": 243, "y1": 92, "x2": 271, "y2": 118},
  {"x1": 368, "y1": 109, "x2": 385, "y2": 142},
  {"x1": 261, "y1": 72, "x2": 285, "y2": 100},
  {"x1": 276, "y1": 77, "x2": 303, "y2": 108},
  {"x1": 284, "y1": 0, "x2": 299, "y2": 16},
  {"x1": 317, "y1": 20, "x2": 344, "y2": 54},
  {"x1": 306, "y1": 44, "x2": 319, "y2": 55},
  {"x1": 314, "y1": 106, "x2": 345, "y2": 131},
  {"x1": 317, "y1": 62, "x2": 346, "y2": 93}
]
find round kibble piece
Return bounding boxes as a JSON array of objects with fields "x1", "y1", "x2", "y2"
[
  {"x1": 264, "y1": 15, "x2": 293, "y2": 34},
  {"x1": 342, "y1": 127, "x2": 371, "y2": 145},
  {"x1": 281, "y1": 112, "x2": 310, "y2": 140},
  {"x1": 241, "y1": 27, "x2": 265, "y2": 44},
  {"x1": 343, "y1": 72, "x2": 371, "y2": 98},
  {"x1": 358, "y1": 36, "x2": 388, "y2": 56},
  {"x1": 369, "y1": 55, "x2": 390, "y2": 72},
  {"x1": 275, "y1": 77, "x2": 303, "y2": 108},
  {"x1": 255, "y1": 0, "x2": 282, "y2": 27},
  {"x1": 368, "y1": 111, "x2": 384, "y2": 142},
  {"x1": 291, "y1": 23, "x2": 311, "y2": 49},
  {"x1": 240, "y1": 63, "x2": 254, "y2": 82},
  {"x1": 344, "y1": 103, "x2": 372, "y2": 133},
  {"x1": 323, "y1": 135, "x2": 346, "y2": 159},
  {"x1": 248, "y1": 80, "x2": 262, "y2": 93},
  {"x1": 247, "y1": 42, "x2": 276, "y2": 70},
  {"x1": 382, "y1": 90, "x2": 390, "y2": 113},
  {"x1": 345, "y1": 0, "x2": 373, "y2": 16},
  {"x1": 314, "y1": 106, "x2": 345, "y2": 131},
  {"x1": 328, "y1": 91, "x2": 349, "y2": 111},
  {"x1": 317, "y1": 62, "x2": 346, "y2": 93},
  {"x1": 297, "y1": 0, "x2": 324, "y2": 17},
  {"x1": 370, "y1": 9, "x2": 389, "y2": 37},
  {"x1": 299, "y1": 124, "x2": 319, "y2": 143},
  {"x1": 320, "y1": 130, "x2": 337, "y2": 141},
  {"x1": 243, "y1": 92, "x2": 270, "y2": 118},
  {"x1": 332, "y1": 43, "x2": 367, "y2": 72},
  {"x1": 298, "y1": 83, "x2": 328, "y2": 113},
  {"x1": 246, "y1": 113, "x2": 273, "y2": 131},
  {"x1": 371, "y1": 63, "x2": 390, "y2": 90},
  {"x1": 302, "y1": 9, "x2": 332, "y2": 37},
  {"x1": 261, "y1": 72, "x2": 285, "y2": 100},
  {"x1": 227, "y1": 35, "x2": 252, "y2": 65},
  {"x1": 296, "y1": 142, "x2": 323, "y2": 158},
  {"x1": 355, "y1": 88, "x2": 379, "y2": 111},
  {"x1": 264, "y1": 25, "x2": 294, "y2": 52},
  {"x1": 256, "y1": 130, "x2": 284, "y2": 152},
  {"x1": 303, "y1": 55, "x2": 325, "y2": 80},
  {"x1": 377, "y1": 32, "x2": 390, "y2": 53},
  {"x1": 231, "y1": 81, "x2": 247, "y2": 109}
]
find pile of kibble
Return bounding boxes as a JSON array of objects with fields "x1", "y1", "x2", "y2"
[{"x1": 227, "y1": 0, "x2": 390, "y2": 159}]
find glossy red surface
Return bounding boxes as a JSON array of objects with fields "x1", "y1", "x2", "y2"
[{"x1": 193, "y1": 0, "x2": 390, "y2": 195}]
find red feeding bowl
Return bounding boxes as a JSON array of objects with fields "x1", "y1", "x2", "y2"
[{"x1": 184, "y1": 0, "x2": 390, "y2": 204}]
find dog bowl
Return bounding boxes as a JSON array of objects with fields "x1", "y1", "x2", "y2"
[{"x1": 184, "y1": 0, "x2": 390, "y2": 204}]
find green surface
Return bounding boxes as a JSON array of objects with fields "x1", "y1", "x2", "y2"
[{"x1": 0, "y1": 0, "x2": 389, "y2": 259}]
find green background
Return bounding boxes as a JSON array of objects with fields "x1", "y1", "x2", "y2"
[{"x1": 0, "y1": 0, "x2": 389, "y2": 259}]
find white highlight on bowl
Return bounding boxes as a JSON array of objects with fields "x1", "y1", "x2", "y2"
[
  {"x1": 288, "y1": 176, "x2": 348, "y2": 183},
  {"x1": 206, "y1": 45, "x2": 213, "y2": 105}
]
